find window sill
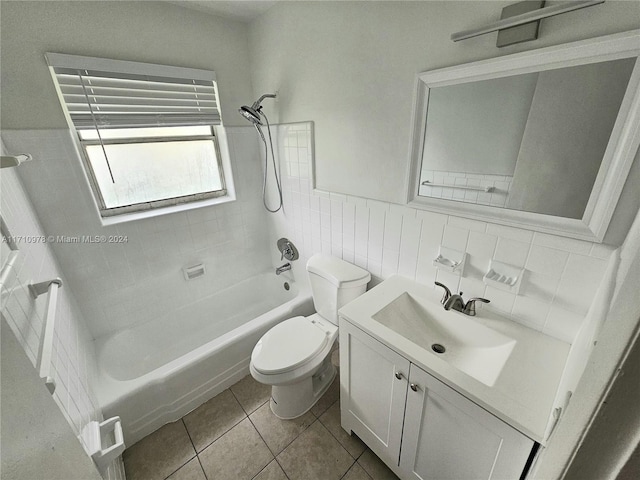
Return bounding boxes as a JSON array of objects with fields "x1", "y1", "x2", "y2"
[{"x1": 99, "y1": 192, "x2": 236, "y2": 226}]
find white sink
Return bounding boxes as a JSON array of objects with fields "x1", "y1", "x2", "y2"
[{"x1": 372, "y1": 292, "x2": 516, "y2": 387}]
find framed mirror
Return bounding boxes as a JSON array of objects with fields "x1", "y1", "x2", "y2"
[{"x1": 407, "y1": 30, "x2": 640, "y2": 242}]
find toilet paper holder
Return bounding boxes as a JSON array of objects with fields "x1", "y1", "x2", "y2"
[{"x1": 81, "y1": 416, "x2": 125, "y2": 471}]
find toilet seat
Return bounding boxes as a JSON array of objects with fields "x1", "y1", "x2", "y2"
[{"x1": 251, "y1": 316, "x2": 330, "y2": 375}]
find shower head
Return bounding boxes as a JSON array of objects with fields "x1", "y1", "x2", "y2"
[
  {"x1": 239, "y1": 105, "x2": 263, "y2": 125},
  {"x1": 239, "y1": 93, "x2": 277, "y2": 125}
]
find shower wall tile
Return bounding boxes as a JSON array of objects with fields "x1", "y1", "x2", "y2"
[
  {"x1": 0, "y1": 167, "x2": 124, "y2": 480},
  {"x1": 2, "y1": 127, "x2": 272, "y2": 339},
  {"x1": 265, "y1": 123, "x2": 615, "y2": 345}
]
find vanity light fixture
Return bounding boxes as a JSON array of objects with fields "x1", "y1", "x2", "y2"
[{"x1": 451, "y1": 0, "x2": 605, "y2": 46}]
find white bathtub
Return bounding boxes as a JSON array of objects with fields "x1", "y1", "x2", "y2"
[{"x1": 93, "y1": 273, "x2": 314, "y2": 445}]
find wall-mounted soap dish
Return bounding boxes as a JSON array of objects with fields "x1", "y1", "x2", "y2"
[
  {"x1": 433, "y1": 246, "x2": 466, "y2": 276},
  {"x1": 483, "y1": 260, "x2": 524, "y2": 294},
  {"x1": 81, "y1": 416, "x2": 126, "y2": 472}
]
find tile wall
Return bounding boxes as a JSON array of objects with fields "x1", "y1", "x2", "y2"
[
  {"x1": 267, "y1": 123, "x2": 614, "y2": 344},
  {"x1": 0, "y1": 167, "x2": 124, "y2": 480},
  {"x1": 1, "y1": 127, "x2": 272, "y2": 339}
]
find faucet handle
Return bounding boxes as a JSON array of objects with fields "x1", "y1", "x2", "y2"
[
  {"x1": 463, "y1": 297, "x2": 490, "y2": 316},
  {"x1": 434, "y1": 282, "x2": 452, "y2": 304}
]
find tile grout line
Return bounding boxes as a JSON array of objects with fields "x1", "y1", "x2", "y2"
[
  {"x1": 188, "y1": 390, "x2": 249, "y2": 455},
  {"x1": 194, "y1": 414, "x2": 247, "y2": 454},
  {"x1": 316, "y1": 399, "x2": 368, "y2": 465},
  {"x1": 156, "y1": 420, "x2": 199, "y2": 480},
  {"x1": 245, "y1": 410, "x2": 297, "y2": 480},
  {"x1": 195, "y1": 454, "x2": 210, "y2": 480}
]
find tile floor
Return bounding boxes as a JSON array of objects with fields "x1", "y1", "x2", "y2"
[{"x1": 123, "y1": 367, "x2": 400, "y2": 480}]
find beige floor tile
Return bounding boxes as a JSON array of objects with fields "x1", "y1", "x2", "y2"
[
  {"x1": 253, "y1": 459, "x2": 288, "y2": 480},
  {"x1": 183, "y1": 389, "x2": 246, "y2": 452},
  {"x1": 250, "y1": 402, "x2": 316, "y2": 455},
  {"x1": 230, "y1": 374, "x2": 272, "y2": 414},
  {"x1": 277, "y1": 420, "x2": 354, "y2": 480},
  {"x1": 357, "y1": 449, "x2": 400, "y2": 480},
  {"x1": 123, "y1": 420, "x2": 195, "y2": 480},
  {"x1": 166, "y1": 457, "x2": 206, "y2": 480},
  {"x1": 199, "y1": 418, "x2": 273, "y2": 480},
  {"x1": 310, "y1": 372, "x2": 340, "y2": 417},
  {"x1": 319, "y1": 401, "x2": 366, "y2": 458},
  {"x1": 343, "y1": 462, "x2": 374, "y2": 480}
]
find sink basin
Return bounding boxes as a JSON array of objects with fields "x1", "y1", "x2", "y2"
[{"x1": 372, "y1": 292, "x2": 516, "y2": 387}]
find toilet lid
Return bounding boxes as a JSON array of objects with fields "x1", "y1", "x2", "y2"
[{"x1": 252, "y1": 316, "x2": 328, "y2": 374}]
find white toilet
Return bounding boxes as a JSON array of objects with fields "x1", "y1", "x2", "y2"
[{"x1": 250, "y1": 254, "x2": 370, "y2": 419}]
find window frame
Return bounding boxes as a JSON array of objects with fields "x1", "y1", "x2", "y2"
[
  {"x1": 45, "y1": 53, "x2": 236, "y2": 225},
  {"x1": 77, "y1": 125, "x2": 228, "y2": 217}
]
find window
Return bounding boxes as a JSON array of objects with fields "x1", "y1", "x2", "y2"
[{"x1": 45, "y1": 53, "x2": 233, "y2": 219}]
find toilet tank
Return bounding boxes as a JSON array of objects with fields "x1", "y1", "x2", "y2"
[{"x1": 306, "y1": 254, "x2": 371, "y2": 326}]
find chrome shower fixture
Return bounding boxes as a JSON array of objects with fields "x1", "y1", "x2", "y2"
[
  {"x1": 238, "y1": 93, "x2": 276, "y2": 125},
  {"x1": 239, "y1": 92, "x2": 283, "y2": 213}
]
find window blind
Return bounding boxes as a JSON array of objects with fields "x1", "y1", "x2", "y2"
[{"x1": 46, "y1": 53, "x2": 221, "y2": 129}]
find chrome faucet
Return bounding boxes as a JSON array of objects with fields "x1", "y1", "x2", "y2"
[
  {"x1": 276, "y1": 263, "x2": 291, "y2": 275},
  {"x1": 434, "y1": 282, "x2": 490, "y2": 316}
]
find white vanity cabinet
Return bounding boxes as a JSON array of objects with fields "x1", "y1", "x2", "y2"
[
  {"x1": 339, "y1": 319, "x2": 410, "y2": 469},
  {"x1": 340, "y1": 319, "x2": 535, "y2": 480}
]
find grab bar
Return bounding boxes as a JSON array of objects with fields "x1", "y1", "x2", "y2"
[
  {"x1": 29, "y1": 278, "x2": 63, "y2": 394},
  {"x1": 421, "y1": 180, "x2": 496, "y2": 193}
]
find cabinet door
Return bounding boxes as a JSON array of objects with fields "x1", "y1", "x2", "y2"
[
  {"x1": 340, "y1": 319, "x2": 410, "y2": 468},
  {"x1": 400, "y1": 364, "x2": 534, "y2": 480}
]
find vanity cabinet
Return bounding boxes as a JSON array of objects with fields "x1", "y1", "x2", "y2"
[{"x1": 340, "y1": 319, "x2": 535, "y2": 480}]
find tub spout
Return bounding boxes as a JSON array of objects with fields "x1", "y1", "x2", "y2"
[{"x1": 276, "y1": 263, "x2": 291, "y2": 275}]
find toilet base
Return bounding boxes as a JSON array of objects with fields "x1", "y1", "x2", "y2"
[{"x1": 269, "y1": 356, "x2": 336, "y2": 419}]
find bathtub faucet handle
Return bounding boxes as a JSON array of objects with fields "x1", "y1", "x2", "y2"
[
  {"x1": 277, "y1": 238, "x2": 299, "y2": 262},
  {"x1": 281, "y1": 246, "x2": 292, "y2": 261}
]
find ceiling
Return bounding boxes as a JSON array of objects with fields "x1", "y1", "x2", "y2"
[{"x1": 166, "y1": 1, "x2": 278, "y2": 22}]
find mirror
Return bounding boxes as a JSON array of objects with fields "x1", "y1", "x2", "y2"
[{"x1": 408, "y1": 30, "x2": 640, "y2": 242}]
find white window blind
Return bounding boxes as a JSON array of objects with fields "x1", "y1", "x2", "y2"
[{"x1": 45, "y1": 53, "x2": 221, "y2": 130}]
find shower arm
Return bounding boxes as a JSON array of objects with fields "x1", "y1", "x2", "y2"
[{"x1": 252, "y1": 94, "x2": 277, "y2": 110}]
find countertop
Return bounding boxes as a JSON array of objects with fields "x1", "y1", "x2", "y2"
[{"x1": 338, "y1": 275, "x2": 570, "y2": 444}]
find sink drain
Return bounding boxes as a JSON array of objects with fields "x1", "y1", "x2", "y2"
[{"x1": 431, "y1": 343, "x2": 446, "y2": 354}]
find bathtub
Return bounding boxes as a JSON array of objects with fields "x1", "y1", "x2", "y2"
[{"x1": 93, "y1": 273, "x2": 314, "y2": 446}]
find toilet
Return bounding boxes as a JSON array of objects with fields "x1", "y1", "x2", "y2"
[{"x1": 250, "y1": 254, "x2": 370, "y2": 419}]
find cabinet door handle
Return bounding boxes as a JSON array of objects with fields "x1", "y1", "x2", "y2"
[
  {"x1": 410, "y1": 383, "x2": 421, "y2": 392},
  {"x1": 395, "y1": 372, "x2": 405, "y2": 380}
]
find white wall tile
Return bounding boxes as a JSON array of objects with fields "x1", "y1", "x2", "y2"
[
  {"x1": 554, "y1": 254, "x2": 608, "y2": 316},
  {"x1": 543, "y1": 306, "x2": 585, "y2": 343},
  {"x1": 532, "y1": 232, "x2": 592, "y2": 255},
  {"x1": 397, "y1": 215, "x2": 423, "y2": 279},
  {"x1": 383, "y1": 211, "x2": 403, "y2": 252},
  {"x1": 511, "y1": 296, "x2": 551, "y2": 331},
  {"x1": 526, "y1": 245, "x2": 569, "y2": 278},
  {"x1": 484, "y1": 285, "x2": 516, "y2": 314},
  {"x1": 487, "y1": 223, "x2": 534, "y2": 243},
  {"x1": 466, "y1": 231, "x2": 497, "y2": 277},
  {"x1": 441, "y1": 225, "x2": 469, "y2": 252},
  {"x1": 494, "y1": 238, "x2": 531, "y2": 268}
]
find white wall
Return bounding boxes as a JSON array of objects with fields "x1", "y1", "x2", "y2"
[
  {"x1": 0, "y1": 1, "x2": 254, "y2": 128},
  {"x1": 0, "y1": 166, "x2": 124, "y2": 480},
  {"x1": 248, "y1": 1, "x2": 640, "y2": 205}
]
